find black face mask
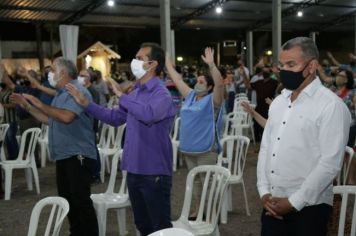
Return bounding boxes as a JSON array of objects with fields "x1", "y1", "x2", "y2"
[
  {"x1": 280, "y1": 61, "x2": 311, "y2": 90},
  {"x1": 262, "y1": 72, "x2": 270, "y2": 79}
]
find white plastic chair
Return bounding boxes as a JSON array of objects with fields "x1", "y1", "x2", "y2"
[
  {"x1": 37, "y1": 124, "x2": 50, "y2": 167},
  {"x1": 218, "y1": 135, "x2": 251, "y2": 224},
  {"x1": 173, "y1": 165, "x2": 231, "y2": 236},
  {"x1": 333, "y1": 186, "x2": 356, "y2": 236},
  {"x1": 223, "y1": 111, "x2": 255, "y2": 144},
  {"x1": 97, "y1": 123, "x2": 126, "y2": 183},
  {"x1": 148, "y1": 228, "x2": 194, "y2": 236},
  {"x1": 91, "y1": 150, "x2": 131, "y2": 236},
  {"x1": 337, "y1": 146, "x2": 354, "y2": 185},
  {"x1": 27, "y1": 196, "x2": 69, "y2": 236},
  {"x1": 1, "y1": 127, "x2": 41, "y2": 200},
  {"x1": 171, "y1": 117, "x2": 180, "y2": 171},
  {"x1": 0, "y1": 123, "x2": 10, "y2": 161}
]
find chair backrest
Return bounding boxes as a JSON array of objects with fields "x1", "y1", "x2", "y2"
[
  {"x1": 98, "y1": 123, "x2": 126, "y2": 150},
  {"x1": 148, "y1": 228, "x2": 194, "y2": 236},
  {"x1": 39, "y1": 124, "x2": 49, "y2": 142},
  {"x1": 105, "y1": 150, "x2": 127, "y2": 195},
  {"x1": 17, "y1": 128, "x2": 41, "y2": 163},
  {"x1": 107, "y1": 96, "x2": 119, "y2": 108},
  {"x1": 223, "y1": 112, "x2": 249, "y2": 137},
  {"x1": 172, "y1": 117, "x2": 180, "y2": 141},
  {"x1": 337, "y1": 146, "x2": 354, "y2": 185},
  {"x1": 179, "y1": 165, "x2": 231, "y2": 227},
  {"x1": 0, "y1": 123, "x2": 9, "y2": 161},
  {"x1": 217, "y1": 135, "x2": 250, "y2": 179},
  {"x1": 27, "y1": 196, "x2": 69, "y2": 236},
  {"x1": 333, "y1": 186, "x2": 356, "y2": 236}
]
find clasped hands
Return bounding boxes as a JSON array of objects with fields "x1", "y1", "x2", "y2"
[{"x1": 262, "y1": 194, "x2": 295, "y2": 220}]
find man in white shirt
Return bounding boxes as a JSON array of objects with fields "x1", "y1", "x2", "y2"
[
  {"x1": 234, "y1": 59, "x2": 250, "y2": 93},
  {"x1": 257, "y1": 37, "x2": 351, "y2": 236}
]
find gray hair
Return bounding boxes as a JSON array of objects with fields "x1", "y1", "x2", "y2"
[
  {"x1": 281, "y1": 37, "x2": 319, "y2": 60},
  {"x1": 54, "y1": 58, "x2": 78, "y2": 79}
]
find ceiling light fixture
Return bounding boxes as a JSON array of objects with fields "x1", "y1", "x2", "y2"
[
  {"x1": 297, "y1": 11, "x2": 303, "y2": 17},
  {"x1": 215, "y1": 6, "x2": 223, "y2": 14},
  {"x1": 107, "y1": 0, "x2": 114, "y2": 7}
]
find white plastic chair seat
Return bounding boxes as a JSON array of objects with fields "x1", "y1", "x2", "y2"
[
  {"x1": 228, "y1": 175, "x2": 244, "y2": 184},
  {"x1": 91, "y1": 193, "x2": 130, "y2": 207},
  {"x1": 148, "y1": 227, "x2": 194, "y2": 236},
  {"x1": 173, "y1": 220, "x2": 215, "y2": 235}
]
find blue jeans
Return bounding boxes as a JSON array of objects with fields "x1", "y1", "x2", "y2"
[
  {"x1": 127, "y1": 173, "x2": 172, "y2": 236},
  {"x1": 5, "y1": 122, "x2": 19, "y2": 160}
]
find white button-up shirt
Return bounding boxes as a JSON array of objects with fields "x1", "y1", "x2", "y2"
[{"x1": 257, "y1": 78, "x2": 351, "y2": 210}]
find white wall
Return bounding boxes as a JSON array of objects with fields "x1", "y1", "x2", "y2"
[{"x1": 0, "y1": 40, "x2": 61, "y2": 58}]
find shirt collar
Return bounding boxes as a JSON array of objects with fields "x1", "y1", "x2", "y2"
[
  {"x1": 134, "y1": 76, "x2": 160, "y2": 91},
  {"x1": 281, "y1": 76, "x2": 321, "y2": 98}
]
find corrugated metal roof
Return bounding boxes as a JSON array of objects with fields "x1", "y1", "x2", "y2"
[{"x1": 0, "y1": 0, "x2": 355, "y2": 32}]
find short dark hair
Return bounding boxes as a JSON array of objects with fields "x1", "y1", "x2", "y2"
[{"x1": 140, "y1": 42, "x2": 165, "y2": 75}]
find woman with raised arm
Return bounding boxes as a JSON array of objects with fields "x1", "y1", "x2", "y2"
[{"x1": 166, "y1": 47, "x2": 224, "y2": 219}]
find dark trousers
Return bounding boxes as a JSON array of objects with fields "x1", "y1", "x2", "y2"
[
  {"x1": 127, "y1": 172, "x2": 172, "y2": 236},
  {"x1": 5, "y1": 122, "x2": 18, "y2": 160},
  {"x1": 261, "y1": 204, "x2": 332, "y2": 236},
  {"x1": 56, "y1": 156, "x2": 98, "y2": 236}
]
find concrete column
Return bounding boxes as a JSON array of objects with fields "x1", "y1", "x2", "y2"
[
  {"x1": 246, "y1": 31, "x2": 253, "y2": 72},
  {"x1": 272, "y1": 0, "x2": 282, "y2": 64},
  {"x1": 160, "y1": 0, "x2": 171, "y2": 55},
  {"x1": 36, "y1": 23, "x2": 44, "y2": 71},
  {"x1": 354, "y1": 14, "x2": 356, "y2": 55}
]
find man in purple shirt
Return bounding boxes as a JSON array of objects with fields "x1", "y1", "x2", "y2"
[{"x1": 66, "y1": 42, "x2": 176, "y2": 236}]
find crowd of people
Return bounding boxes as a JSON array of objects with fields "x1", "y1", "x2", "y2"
[{"x1": 0, "y1": 37, "x2": 354, "y2": 236}]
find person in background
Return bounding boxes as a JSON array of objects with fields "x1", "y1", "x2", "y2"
[
  {"x1": 234, "y1": 59, "x2": 250, "y2": 93},
  {"x1": 92, "y1": 70, "x2": 109, "y2": 106},
  {"x1": 66, "y1": 42, "x2": 176, "y2": 236},
  {"x1": 257, "y1": 37, "x2": 350, "y2": 236}
]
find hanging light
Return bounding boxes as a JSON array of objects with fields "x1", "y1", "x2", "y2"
[
  {"x1": 297, "y1": 11, "x2": 303, "y2": 17},
  {"x1": 215, "y1": 6, "x2": 223, "y2": 14},
  {"x1": 107, "y1": 0, "x2": 114, "y2": 7},
  {"x1": 177, "y1": 56, "x2": 183, "y2": 62}
]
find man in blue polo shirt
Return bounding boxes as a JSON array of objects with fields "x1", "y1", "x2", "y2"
[{"x1": 10, "y1": 58, "x2": 98, "y2": 236}]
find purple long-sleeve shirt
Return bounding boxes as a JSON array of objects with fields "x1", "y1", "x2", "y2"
[{"x1": 85, "y1": 77, "x2": 176, "y2": 176}]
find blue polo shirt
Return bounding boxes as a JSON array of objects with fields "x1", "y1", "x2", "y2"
[{"x1": 48, "y1": 80, "x2": 97, "y2": 161}]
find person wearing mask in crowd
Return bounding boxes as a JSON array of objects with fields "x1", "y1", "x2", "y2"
[
  {"x1": 66, "y1": 42, "x2": 176, "y2": 236},
  {"x1": 78, "y1": 69, "x2": 101, "y2": 182},
  {"x1": 221, "y1": 67, "x2": 236, "y2": 113},
  {"x1": 257, "y1": 37, "x2": 350, "y2": 236},
  {"x1": 234, "y1": 59, "x2": 250, "y2": 93},
  {"x1": 0, "y1": 64, "x2": 18, "y2": 161},
  {"x1": 327, "y1": 51, "x2": 356, "y2": 74},
  {"x1": 165, "y1": 47, "x2": 224, "y2": 219},
  {"x1": 39, "y1": 65, "x2": 55, "y2": 105},
  {"x1": 92, "y1": 70, "x2": 109, "y2": 106},
  {"x1": 10, "y1": 58, "x2": 99, "y2": 236},
  {"x1": 243, "y1": 66, "x2": 278, "y2": 142}
]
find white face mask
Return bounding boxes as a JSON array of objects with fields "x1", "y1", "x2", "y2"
[
  {"x1": 130, "y1": 59, "x2": 151, "y2": 79},
  {"x1": 48, "y1": 71, "x2": 61, "y2": 88},
  {"x1": 194, "y1": 83, "x2": 208, "y2": 94},
  {"x1": 77, "y1": 76, "x2": 86, "y2": 86}
]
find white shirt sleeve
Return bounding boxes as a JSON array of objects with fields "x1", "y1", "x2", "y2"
[{"x1": 288, "y1": 101, "x2": 351, "y2": 210}]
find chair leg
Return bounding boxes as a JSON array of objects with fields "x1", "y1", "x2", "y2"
[
  {"x1": 95, "y1": 204, "x2": 107, "y2": 236},
  {"x1": 106, "y1": 155, "x2": 111, "y2": 174},
  {"x1": 227, "y1": 186, "x2": 233, "y2": 212},
  {"x1": 4, "y1": 167, "x2": 13, "y2": 200},
  {"x1": 173, "y1": 145, "x2": 177, "y2": 172},
  {"x1": 241, "y1": 181, "x2": 251, "y2": 216},
  {"x1": 40, "y1": 143, "x2": 46, "y2": 167},
  {"x1": 25, "y1": 168, "x2": 33, "y2": 191},
  {"x1": 178, "y1": 152, "x2": 184, "y2": 167},
  {"x1": 100, "y1": 154, "x2": 106, "y2": 183},
  {"x1": 117, "y1": 208, "x2": 127, "y2": 236},
  {"x1": 220, "y1": 190, "x2": 228, "y2": 224},
  {"x1": 250, "y1": 125, "x2": 256, "y2": 144},
  {"x1": 31, "y1": 164, "x2": 40, "y2": 194}
]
